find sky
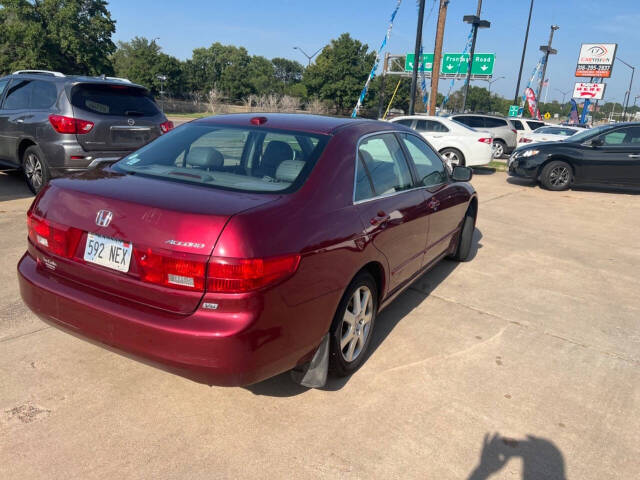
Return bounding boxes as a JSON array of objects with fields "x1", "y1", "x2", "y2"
[{"x1": 109, "y1": 0, "x2": 640, "y2": 105}]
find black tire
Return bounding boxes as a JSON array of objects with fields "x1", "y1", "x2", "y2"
[
  {"x1": 540, "y1": 160, "x2": 572, "y2": 191},
  {"x1": 492, "y1": 140, "x2": 506, "y2": 159},
  {"x1": 440, "y1": 148, "x2": 465, "y2": 167},
  {"x1": 23, "y1": 145, "x2": 50, "y2": 194},
  {"x1": 450, "y1": 212, "x2": 476, "y2": 262},
  {"x1": 328, "y1": 271, "x2": 378, "y2": 377}
]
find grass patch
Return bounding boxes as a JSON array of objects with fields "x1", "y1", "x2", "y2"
[{"x1": 488, "y1": 160, "x2": 508, "y2": 172}]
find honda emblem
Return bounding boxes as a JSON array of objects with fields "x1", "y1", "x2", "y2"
[{"x1": 95, "y1": 210, "x2": 113, "y2": 227}]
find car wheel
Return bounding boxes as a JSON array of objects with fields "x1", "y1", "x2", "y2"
[
  {"x1": 492, "y1": 140, "x2": 505, "y2": 159},
  {"x1": 440, "y1": 148, "x2": 465, "y2": 168},
  {"x1": 329, "y1": 271, "x2": 378, "y2": 377},
  {"x1": 23, "y1": 145, "x2": 50, "y2": 194},
  {"x1": 450, "y1": 210, "x2": 476, "y2": 262},
  {"x1": 540, "y1": 160, "x2": 572, "y2": 191}
]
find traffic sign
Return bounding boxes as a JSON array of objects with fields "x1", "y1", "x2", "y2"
[
  {"x1": 405, "y1": 53, "x2": 434, "y2": 72},
  {"x1": 508, "y1": 105, "x2": 519, "y2": 117},
  {"x1": 440, "y1": 53, "x2": 495, "y2": 76},
  {"x1": 404, "y1": 52, "x2": 495, "y2": 77},
  {"x1": 544, "y1": 112, "x2": 551, "y2": 120}
]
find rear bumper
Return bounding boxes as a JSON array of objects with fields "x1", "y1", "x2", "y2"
[
  {"x1": 17, "y1": 252, "x2": 326, "y2": 386},
  {"x1": 39, "y1": 140, "x2": 130, "y2": 176}
]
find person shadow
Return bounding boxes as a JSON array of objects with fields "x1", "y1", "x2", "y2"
[{"x1": 467, "y1": 433, "x2": 566, "y2": 480}]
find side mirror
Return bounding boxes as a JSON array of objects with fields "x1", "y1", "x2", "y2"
[
  {"x1": 590, "y1": 138, "x2": 603, "y2": 147},
  {"x1": 451, "y1": 165, "x2": 473, "y2": 182}
]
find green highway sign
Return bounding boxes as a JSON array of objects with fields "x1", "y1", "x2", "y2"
[
  {"x1": 404, "y1": 53, "x2": 495, "y2": 77},
  {"x1": 508, "y1": 105, "x2": 520, "y2": 117},
  {"x1": 440, "y1": 53, "x2": 495, "y2": 76},
  {"x1": 405, "y1": 53, "x2": 434, "y2": 72}
]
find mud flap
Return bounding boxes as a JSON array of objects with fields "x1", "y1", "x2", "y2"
[{"x1": 290, "y1": 334, "x2": 329, "y2": 388}]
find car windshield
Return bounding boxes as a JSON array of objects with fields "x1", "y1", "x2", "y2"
[
  {"x1": 566, "y1": 125, "x2": 607, "y2": 143},
  {"x1": 534, "y1": 126, "x2": 578, "y2": 135},
  {"x1": 114, "y1": 123, "x2": 329, "y2": 193}
]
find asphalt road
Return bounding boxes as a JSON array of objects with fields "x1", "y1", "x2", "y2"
[{"x1": 1, "y1": 169, "x2": 639, "y2": 479}]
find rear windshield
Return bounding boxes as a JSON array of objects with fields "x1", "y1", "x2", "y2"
[
  {"x1": 71, "y1": 84, "x2": 160, "y2": 116},
  {"x1": 534, "y1": 126, "x2": 577, "y2": 135},
  {"x1": 114, "y1": 124, "x2": 329, "y2": 193}
]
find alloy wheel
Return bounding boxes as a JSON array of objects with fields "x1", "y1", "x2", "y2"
[
  {"x1": 492, "y1": 142, "x2": 504, "y2": 158},
  {"x1": 340, "y1": 286, "x2": 373, "y2": 362},
  {"x1": 442, "y1": 150, "x2": 460, "y2": 167},
  {"x1": 24, "y1": 153, "x2": 43, "y2": 190},
  {"x1": 549, "y1": 166, "x2": 570, "y2": 187}
]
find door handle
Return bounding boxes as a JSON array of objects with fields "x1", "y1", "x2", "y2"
[
  {"x1": 16, "y1": 119, "x2": 24, "y2": 123},
  {"x1": 628, "y1": 154, "x2": 640, "y2": 158},
  {"x1": 370, "y1": 211, "x2": 390, "y2": 226}
]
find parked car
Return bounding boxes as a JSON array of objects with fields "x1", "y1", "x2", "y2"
[
  {"x1": 508, "y1": 122, "x2": 640, "y2": 190},
  {"x1": 509, "y1": 118, "x2": 547, "y2": 142},
  {"x1": 387, "y1": 115, "x2": 493, "y2": 167},
  {"x1": 18, "y1": 113, "x2": 478, "y2": 387},
  {"x1": 448, "y1": 113, "x2": 518, "y2": 158},
  {"x1": 518, "y1": 125, "x2": 582, "y2": 145},
  {"x1": 0, "y1": 70, "x2": 173, "y2": 193}
]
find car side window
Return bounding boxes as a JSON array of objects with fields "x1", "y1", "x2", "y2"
[
  {"x1": 527, "y1": 121, "x2": 545, "y2": 130},
  {"x1": 0, "y1": 79, "x2": 9, "y2": 104},
  {"x1": 355, "y1": 133, "x2": 413, "y2": 201},
  {"x1": 601, "y1": 127, "x2": 640, "y2": 145},
  {"x1": 394, "y1": 119, "x2": 414, "y2": 127},
  {"x1": 511, "y1": 120, "x2": 523, "y2": 130},
  {"x1": 30, "y1": 80, "x2": 58, "y2": 109},
  {"x1": 485, "y1": 117, "x2": 507, "y2": 128},
  {"x1": 3, "y1": 79, "x2": 32, "y2": 110},
  {"x1": 399, "y1": 133, "x2": 447, "y2": 187},
  {"x1": 416, "y1": 120, "x2": 449, "y2": 133}
]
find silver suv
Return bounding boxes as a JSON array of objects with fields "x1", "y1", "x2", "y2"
[
  {"x1": 449, "y1": 114, "x2": 518, "y2": 158},
  {"x1": 0, "y1": 70, "x2": 173, "y2": 193}
]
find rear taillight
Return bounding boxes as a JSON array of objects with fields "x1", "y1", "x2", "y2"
[
  {"x1": 519, "y1": 137, "x2": 533, "y2": 143},
  {"x1": 207, "y1": 255, "x2": 300, "y2": 293},
  {"x1": 160, "y1": 120, "x2": 174, "y2": 134},
  {"x1": 511, "y1": 129, "x2": 517, "y2": 134},
  {"x1": 134, "y1": 248, "x2": 206, "y2": 291},
  {"x1": 27, "y1": 211, "x2": 82, "y2": 258},
  {"x1": 48, "y1": 115, "x2": 94, "y2": 134},
  {"x1": 478, "y1": 137, "x2": 493, "y2": 144}
]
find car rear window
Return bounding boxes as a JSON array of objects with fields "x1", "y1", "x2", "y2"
[
  {"x1": 71, "y1": 84, "x2": 160, "y2": 116},
  {"x1": 114, "y1": 124, "x2": 329, "y2": 193}
]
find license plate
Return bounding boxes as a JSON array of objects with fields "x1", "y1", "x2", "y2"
[{"x1": 83, "y1": 233, "x2": 132, "y2": 272}]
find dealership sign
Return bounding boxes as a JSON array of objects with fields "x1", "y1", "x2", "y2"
[
  {"x1": 575, "y1": 43, "x2": 617, "y2": 78},
  {"x1": 573, "y1": 82, "x2": 606, "y2": 100}
]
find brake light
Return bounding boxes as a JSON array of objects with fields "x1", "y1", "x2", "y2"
[
  {"x1": 27, "y1": 211, "x2": 82, "y2": 258},
  {"x1": 160, "y1": 120, "x2": 174, "y2": 134},
  {"x1": 511, "y1": 129, "x2": 517, "y2": 134},
  {"x1": 478, "y1": 137, "x2": 493, "y2": 144},
  {"x1": 48, "y1": 115, "x2": 94, "y2": 134},
  {"x1": 134, "y1": 248, "x2": 206, "y2": 291},
  {"x1": 207, "y1": 255, "x2": 300, "y2": 293},
  {"x1": 519, "y1": 137, "x2": 533, "y2": 143}
]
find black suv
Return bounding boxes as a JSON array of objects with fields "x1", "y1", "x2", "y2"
[{"x1": 0, "y1": 70, "x2": 173, "y2": 193}]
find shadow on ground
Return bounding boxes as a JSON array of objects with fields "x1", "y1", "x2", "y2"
[
  {"x1": 467, "y1": 432, "x2": 566, "y2": 480},
  {"x1": 246, "y1": 229, "x2": 483, "y2": 397},
  {"x1": 507, "y1": 175, "x2": 640, "y2": 195},
  {"x1": 0, "y1": 170, "x2": 32, "y2": 201}
]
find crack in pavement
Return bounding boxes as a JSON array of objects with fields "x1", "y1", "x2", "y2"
[
  {"x1": 0, "y1": 326, "x2": 51, "y2": 344},
  {"x1": 480, "y1": 189, "x2": 525, "y2": 205}
]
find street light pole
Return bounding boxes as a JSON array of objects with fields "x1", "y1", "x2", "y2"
[
  {"x1": 461, "y1": 0, "x2": 491, "y2": 112},
  {"x1": 536, "y1": 25, "x2": 559, "y2": 115},
  {"x1": 487, "y1": 75, "x2": 505, "y2": 113},
  {"x1": 293, "y1": 46, "x2": 323, "y2": 67},
  {"x1": 409, "y1": 0, "x2": 427, "y2": 115},
  {"x1": 514, "y1": 0, "x2": 534, "y2": 105},
  {"x1": 617, "y1": 57, "x2": 635, "y2": 121},
  {"x1": 555, "y1": 88, "x2": 569, "y2": 114},
  {"x1": 156, "y1": 74, "x2": 167, "y2": 112}
]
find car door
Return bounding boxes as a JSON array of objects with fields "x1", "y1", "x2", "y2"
[
  {"x1": 583, "y1": 127, "x2": 640, "y2": 185},
  {"x1": 0, "y1": 77, "x2": 14, "y2": 162},
  {"x1": 414, "y1": 119, "x2": 449, "y2": 150},
  {"x1": 398, "y1": 132, "x2": 468, "y2": 266},
  {"x1": 354, "y1": 132, "x2": 428, "y2": 291},
  {"x1": 0, "y1": 78, "x2": 34, "y2": 164}
]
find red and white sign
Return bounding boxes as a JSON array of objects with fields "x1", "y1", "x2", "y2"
[
  {"x1": 524, "y1": 87, "x2": 541, "y2": 120},
  {"x1": 575, "y1": 43, "x2": 617, "y2": 78},
  {"x1": 573, "y1": 82, "x2": 606, "y2": 100}
]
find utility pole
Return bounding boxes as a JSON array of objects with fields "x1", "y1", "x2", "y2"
[
  {"x1": 617, "y1": 57, "x2": 635, "y2": 121},
  {"x1": 536, "y1": 25, "x2": 559, "y2": 110},
  {"x1": 378, "y1": 53, "x2": 390, "y2": 118},
  {"x1": 461, "y1": 0, "x2": 490, "y2": 112},
  {"x1": 429, "y1": 0, "x2": 449, "y2": 116},
  {"x1": 514, "y1": 0, "x2": 534, "y2": 106},
  {"x1": 409, "y1": 0, "x2": 426, "y2": 115}
]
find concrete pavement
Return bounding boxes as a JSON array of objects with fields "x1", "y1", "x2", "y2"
[{"x1": 1, "y1": 169, "x2": 639, "y2": 479}]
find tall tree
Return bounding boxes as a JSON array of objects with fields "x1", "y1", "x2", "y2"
[
  {"x1": 303, "y1": 33, "x2": 375, "y2": 112},
  {"x1": 0, "y1": 0, "x2": 116, "y2": 75}
]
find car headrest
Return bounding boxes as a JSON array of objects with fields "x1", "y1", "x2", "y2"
[
  {"x1": 275, "y1": 160, "x2": 305, "y2": 183},
  {"x1": 186, "y1": 147, "x2": 224, "y2": 169},
  {"x1": 262, "y1": 141, "x2": 293, "y2": 168}
]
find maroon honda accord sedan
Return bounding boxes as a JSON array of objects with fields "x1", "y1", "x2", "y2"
[{"x1": 18, "y1": 113, "x2": 477, "y2": 387}]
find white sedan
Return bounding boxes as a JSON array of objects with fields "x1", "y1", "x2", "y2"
[
  {"x1": 518, "y1": 125, "x2": 582, "y2": 145},
  {"x1": 388, "y1": 115, "x2": 493, "y2": 167}
]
